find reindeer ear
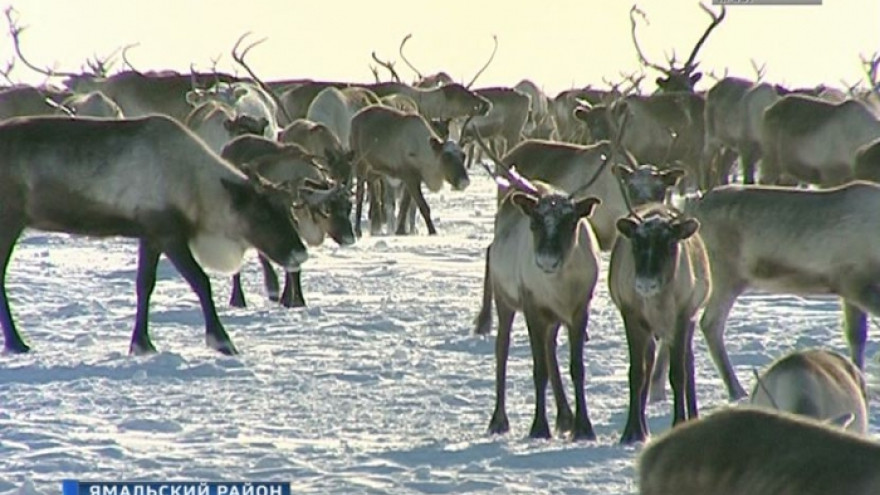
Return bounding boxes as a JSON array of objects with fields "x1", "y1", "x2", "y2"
[
  {"x1": 232, "y1": 85, "x2": 249, "y2": 101},
  {"x1": 616, "y1": 217, "x2": 639, "y2": 238},
  {"x1": 573, "y1": 106, "x2": 590, "y2": 122},
  {"x1": 672, "y1": 218, "x2": 700, "y2": 240},
  {"x1": 575, "y1": 196, "x2": 601, "y2": 218},
  {"x1": 663, "y1": 168, "x2": 687, "y2": 186},
  {"x1": 510, "y1": 192, "x2": 538, "y2": 215},
  {"x1": 690, "y1": 73, "x2": 703, "y2": 86}
]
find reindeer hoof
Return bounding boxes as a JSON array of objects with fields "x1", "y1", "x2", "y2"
[
  {"x1": 488, "y1": 413, "x2": 509, "y2": 435},
  {"x1": 4, "y1": 340, "x2": 31, "y2": 354},
  {"x1": 207, "y1": 333, "x2": 238, "y2": 355},
  {"x1": 620, "y1": 429, "x2": 648, "y2": 445},
  {"x1": 129, "y1": 340, "x2": 157, "y2": 356},
  {"x1": 571, "y1": 422, "x2": 597, "y2": 442},
  {"x1": 229, "y1": 297, "x2": 247, "y2": 308},
  {"x1": 556, "y1": 409, "x2": 575, "y2": 433},
  {"x1": 528, "y1": 419, "x2": 552, "y2": 440}
]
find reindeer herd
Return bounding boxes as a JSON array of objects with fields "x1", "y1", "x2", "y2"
[{"x1": 1, "y1": 2, "x2": 880, "y2": 493}]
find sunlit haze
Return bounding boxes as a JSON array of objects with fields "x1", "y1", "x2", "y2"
[{"x1": 1, "y1": 0, "x2": 878, "y2": 95}]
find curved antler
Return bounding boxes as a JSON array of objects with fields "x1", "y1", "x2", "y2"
[
  {"x1": 682, "y1": 3, "x2": 727, "y2": 72},
  {"x1": 465, "y1": 35, "x2": 498, "y2": 89},
  {"x1": 370, "y1": 51, "x2": 401, "y2": 83},
  {"x1": 231, "y1": 31, "x2": 294, "y2": 125},
  {"x1": 121, "y1": 43, "x2": 142, "y2": 74},
  {"x1": 398, "y1": 34, "x2": 423, "y2": 80},
  {"x1": 5, "y1": 6, "x2": 80, "y2": 78},
  {"x1": 629, "y1": 5, "x2": 669, "y2": 74}
]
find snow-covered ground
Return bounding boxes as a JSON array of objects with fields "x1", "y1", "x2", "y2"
[{"x1": 1, "y1": 172, "x2": 878, "y2": 494}]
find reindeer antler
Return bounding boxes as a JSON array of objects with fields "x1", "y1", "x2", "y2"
[
  {"x1": 861, "y1": 52, "x2": 880, "y2": 99},
  {"x1": 398, "y1": 34, "x2": 423, "y2": 81},
  {"x1": 750, "y1": 58, "x2": 767, "y2": 83},
  {"x1": 121, "y1": 43, "x2": 142, "y2": 73},
  {"x1": 370, "y1": 51, "x2": 401, "y2": 83},
  {"x1": 231, "y1": 31, "x2": 293, "y2": 124},
  {"x1": 682, "y1": 3, "x2": 727, "y2": 73},
  {"x1": 465, "y1": 35, "x2": 498, "y2": 89},
  {"x1": 5, "y1": 6, "x2": 80, "y2": 78},
  {"x1": 629, "y1": 5, "x2": 669, "y2": 74}
]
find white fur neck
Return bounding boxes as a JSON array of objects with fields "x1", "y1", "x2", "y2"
[{"x1": 188, "y1": 233, "x2": 248, "y2": 275}]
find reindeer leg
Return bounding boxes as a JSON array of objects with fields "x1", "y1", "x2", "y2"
[
  {"x1": 130, "y1": 240, "x2": 160, "y2": 355},
  {"x1": 700, "y1": 281, "x2": 747, "y2": 400},
  {"x1": 161, "y1": 238, "x2": 237, "y2": 355},
  {"x1": 525, "y1": 308, "x2": 552, "y2": 439},
  {"x1": 405, "y1": 174, "x2": 437, "y2": 235},
  {"x1": 739, "y1": 141, "x2": 760, "y2": 185},
  {"x1": 473, "y1": 245, "x2": 494, "y2": 335},
  {"x1": 669, "y1": 314, "x2": 697, "y2": 426},
  {"x1": 395, "y1": 188, "x2": 413, "y2": 236},
  {"x1": 684, "y1": 318, "x2": 699, "y2": 420},
  {"x1": 229, "y1": 272, "x2": 247, "y2": 308},
  {"x1": 368, "y1": 179, "x2": 385, "y2": 236},
  {"x1": 649, "y1": 341, "x2": 668, "y2": 403},
  {"x1": 545, "y1": 322, "x2": 574, "y2": 435},
  {"x1": 279, "y1": 270, "x2": 306, "y2": 308},
  {"x1": 621, "y1": 314, "x2": 651, "y2": 444},
  {"x1": 0, "y1": 221, "x2": 28, "y2": 353},
  {"x1": 259, "y1": 254, "x2": 280, "y2": 302},
  {"x1": 354, "y1": 175, "x2": 365, "y2": 239},
  {"x1": 568, "y1": 305, "x2": 596, "y2": 441},
  {"x1": 488, "y1": 297, "x2": 515, "y2": 435}
]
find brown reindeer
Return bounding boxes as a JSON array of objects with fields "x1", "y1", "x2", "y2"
[
  {"x1": 609, "y1": 203, "x2": 711, "y2": 444},
  {"x1": 638, "y1": 407, "x2": 880, "y2": 495},
  {"x1": 0, "y1": 115, "x2": 307, "y2": 355},
  {"x1": 349, "y1": 105, "x2": 470, "y2": 237}
]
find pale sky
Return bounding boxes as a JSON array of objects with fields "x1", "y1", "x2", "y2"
[{"x1": 1, "y1": 0, "x2": 878, "y2": 96}]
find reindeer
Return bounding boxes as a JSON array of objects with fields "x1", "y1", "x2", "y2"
[
  {"x1": 364, "y1": 82, "x2": 491, "y2": 121},
  {"x1": 185, "y1": 100, "x2": 268, "y2": 154},
  {"x1": 575, "y1": 93, "x2": 707, "y2": 190},
  {"x1": 514, "y1": 79, "x2": 555, "y2": 140},
  {"x1": 483, "y1": 166, "x2": 602, "y2": 439},
  {"x1": 460, "y1": 87, "x2": 531, "y2": 168},
  {"x1": 638, "y1": 407, "x2": 880, "y2": 495},
  {"x1": 750, "y1": 348, "x2": 869, "y2": 435},
  {"x1": 609, "y1": 203, "x2": 710, "y2": 444},
  {"x1": 760, "y1": 94, "x2": 880, "y2": 186},
  {"x1": 702, "y1": 76, "x2": 782, "y2": 185},
  {"x1": 349, "y1": 105, "x2": 469, "y2": 237},
  {"x1": 305, "y1": 86, "x2": 380, "y2": 147},
  {"x1": 276, "y1": 81, "x2": 352, "y2": 124},
  {"x1": 220, "y1": 135, "x2": 355, "y2": 308},
  {"x1": 672, "y1": 181, "x2": 880, "y2": 400},
  {"x1": 549, "y1": 87, "x2": 620, "y2": 144},
  {"x1": 0, "y1": 114, "x2": 307, "y2": 355},
  {"x1": 278, "y1": 118, "x2": 354, "y2": 184}
]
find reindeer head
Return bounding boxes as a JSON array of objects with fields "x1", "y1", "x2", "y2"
[
  {"x1": 430, "y1": 137, "x2": 470, "y2": 191},
  {"x1": 297, "y1": 178, "x2": 356, "y2": 247},
  {"x1": 616, "y1": 209, "x2": 699, "y2": 297},
  {"x1": 512, "y1": 191, "x2": 601, "y2": 273},
  {"x1": 221, "y1": 168, "x2": 307, "y2": 271},
  {"x1": 630, "y1": 3, "x2": 726, "y2": 93},
  {"x1": 614, "y1": 164, "x2": 685, "y2": 206}
]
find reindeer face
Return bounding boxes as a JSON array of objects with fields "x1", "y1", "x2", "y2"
[
  {"x1": 441, "y1": 84, "x2": 492, "y2": 117},
  {"x1": 574, "y1": 105, "x2": 612, "y2": 142},
  {"x1": 220, "y1": 176, "x2": 308, "y2": 271},
  {"x1": 615, "y1": 165, "x2": 685, "y2": 206},
  {"x1": 513, "y1": 193, "x2": 600, "y2": 273},
  {"x1": 432, "y1": 138, "x2": 469, "y2": 191},
  {"x1": 616, "y1": 214, "x2": 698, "y2": 297},
  {"x1": 299, "y1": 181, "x2": 356, "y2": 247}
]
